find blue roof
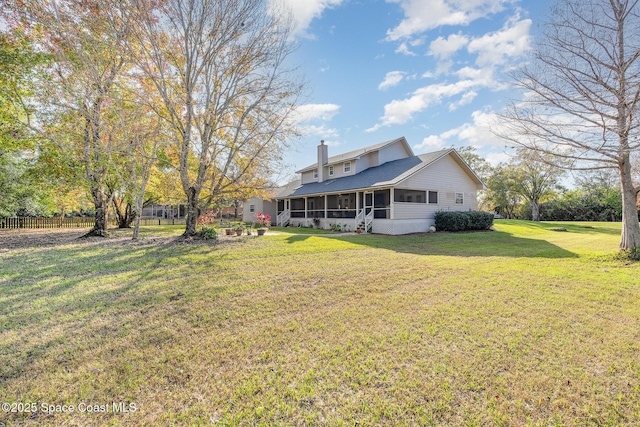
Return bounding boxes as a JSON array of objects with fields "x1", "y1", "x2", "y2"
[{"x1": 280, "y1": 149, "x2": 455, "y2": 198}]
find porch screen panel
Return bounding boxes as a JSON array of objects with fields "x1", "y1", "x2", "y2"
[
  {"x1": 291, "y1": 198, "x2": 305, "y2": 218},
  {"x1": 374, "y1": 189, "x2": 390, "y2": 219},
  {"x1": 394, "y1": 189, "x2": 427, "y2": 203}
]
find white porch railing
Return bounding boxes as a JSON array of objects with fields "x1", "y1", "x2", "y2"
[
  {"x1": 355, "y1": 209, "x2": 364, "y2": 230},
  {"x1": 277, "y1": 210, "x2": 290, "y2": 226},
  {"x1": 355, "y1": 209, "x2": 373, "y2": 233},
  {"x1": 364, "y1": 210, "x2": 374, "y2": 233}
]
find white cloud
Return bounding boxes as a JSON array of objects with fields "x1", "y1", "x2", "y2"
[
  {"x1": 428, "y1": 32, "x2": 469, "y2": 60},
  {"x1": 395, "y1": 42, "x2": 417, "y2": 56},
  {"x1": 450, "y1": 109, "x2": 508, "y2": 147},
  {"x1": 367, "y1": 80, "x2": 478, "y2": 131},
  {"x1": 485, "y1": 151, "x2": 511, "y2": 166},
  {"x1": 448, "y1": 90, "x2": 477, "y2": 111},
  {"x1": 291, "y1": 103, "x2": 340, "y2": 123},
  {"x1": 412, "y1": 109, "x2": 511, "y2": 155},
  {"x1": 290, "y1": 103, "x2": 341, "y2": 140},
  {"x1": 300, "y1": 124, "x2": 340, "y2": 139},
  {"x1": 467, "y1": 16, "x2": 531, "y2": 67},
  {"x1": 413, "y1": 135, "x2": 447, "y2": 151},
  {"x1": 269, "y1": 0, "x2": 346, "y2": 37},
  {"x1": 386, "y1": 0, "x2": 515, "y2": 41},
  {"x1": 378, "y1": 71, "x2": 407, "y2": 90}
]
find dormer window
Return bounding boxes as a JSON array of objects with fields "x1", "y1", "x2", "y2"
[
  {"x1": 313, "y1": 169, "x2": 318, "y2": 179},
  {"x1": 329, "y1": 165, "x2": 334, "y2": 176},
  {"x1": 344, "y1": 162, "x2": 351, "y2": 173}
]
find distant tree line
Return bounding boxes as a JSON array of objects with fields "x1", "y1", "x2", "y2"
[{"x1": 459, "y1": 147, "x2": 638, "y2": 223}]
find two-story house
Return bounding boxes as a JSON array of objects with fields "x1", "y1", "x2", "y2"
[{"x1": 275, "y1": 136, "x2": 485, "y2": 234}]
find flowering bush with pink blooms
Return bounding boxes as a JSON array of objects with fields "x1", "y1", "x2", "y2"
[{"x1": 254, "y1": 212, "x2": 271, "y2": 228}]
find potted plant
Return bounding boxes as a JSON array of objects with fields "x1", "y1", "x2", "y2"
[
  {"x1": 232, "y1": 223, "x2": 244, "y2": 236},
  {"x1": 254, "y1": 212, "x2": 271, "y2": 236}
]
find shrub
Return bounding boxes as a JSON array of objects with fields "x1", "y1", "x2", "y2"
[
  {"x1": 197, "y1": 225, "x2": 218, "y2": 240},
  {"x1": 465, "y1": 211, "x2": 494, "y2": 230},
  {"x1": 434, "y1": 211, "x2": 493, "y2": 232},
  {"x1": 434, "y1": 211, "x2": 469, "y2": 232}
]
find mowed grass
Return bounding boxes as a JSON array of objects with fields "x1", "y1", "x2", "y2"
[{"x1": 0, "y1": 220, "x2": 639, "y2": 426}]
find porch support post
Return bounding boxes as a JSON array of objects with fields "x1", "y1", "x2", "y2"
[
  {"x1": 356, "y1": 191, "x2": 360, "y2": 212},
  {"x1": 304, "y1": 197, "x2": 308, "y2": 219},
  {"x1": 324, "y1": 195, "x2": 328, "y2": 222},
  {"x1": 390, "y1": 187, "x2": 395, "y2": 220}
]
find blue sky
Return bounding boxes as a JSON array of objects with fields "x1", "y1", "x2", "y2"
[{"x1": 271, "y1": 0, "x2": 553, "y2": 179}]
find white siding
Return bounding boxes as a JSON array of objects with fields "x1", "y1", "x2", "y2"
[
  {"x1": 242, "y1": 197, "x2": 277, "y2": 223},
  {"x1": 395, "y1": 154, "x2": 478, "y2": 216},
  {"x1": 324, "y1": 161, "x2": 353, "y2": 179},
  {"x1": 301, "y1": 170, "x2": 316, "y2": 184},
  {"x1": 394, "y1": 203, "x2": 428, "y2": 219},
  {"x1": 372, "y1": 219, "x2": 432, "y2": 234},
  {"x1": 379, "y1": 141, "x2": 411, "y2": 165},
  {"x1": 355, "y1": 151, "x2": 379, "y2": 172}
]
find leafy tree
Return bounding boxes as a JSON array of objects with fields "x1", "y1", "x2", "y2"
[
  {"x1": 3, "y1": 0, "x2": 134, "y2": 236},
  {"x1": 117, "y1": 0, "x2": 304, "y2": 236},
  {"x1": 511, "y1": 151, "x2": 564, "y2": 221},
  {"x1": 457, "y1": 146, "x2": 493, "y2": 182},
  {"x1": 0, "y1": 30, "x2": 54, "y2": 216},
  {"x1": 483, "y1": 164, "x2": 522, "y2": 219},
  {"x1": 498, "y1": 0, "x2": 640, "y2": 253}
]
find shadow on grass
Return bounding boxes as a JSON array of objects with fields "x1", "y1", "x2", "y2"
[
  {"x1": 0, "y1": 239, "x2": 228, "y2": 389},
  {"x1": 285, "y1": 229, "x2": 578, "y2": 259}
]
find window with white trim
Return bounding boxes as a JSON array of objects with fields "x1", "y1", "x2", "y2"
[
  {"x1": 329, "y1": 165, "x2": 334, "y2": 176},
  {"x1": 313, "y1": 169, "x2": 318, "y2": 179},
  {"x1": 455, "y1": 192, "x2": 464, "y2": 205},
  {"x1": 344, "y1": 161, "x2": 351, "y2": 173},
  {"x1": 249, "y1": 204, "x2": 255, "y2": 213}
]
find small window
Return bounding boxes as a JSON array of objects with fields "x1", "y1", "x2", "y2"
[
  {"x1": 455, "y1": 192, "x2": 464, "y2": 205},
  {"x1": 313, "y1": 169, "x2": 318, "y2": 179},
  {"x1": 344, "y1": 162, "x2": 351, "y2": 173},
  {"x1": 249, "y1": 204, "x2": 255, "y2": 213},
  {"x1": 428, "y1": 191, "x2": 438, "y2": 204},
  {"x1": 329, "y1": 165, "x2": 334, "y2": 176}
]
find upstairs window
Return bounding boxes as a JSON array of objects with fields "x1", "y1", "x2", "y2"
[
  {"x1": 313, "y1": 169, "x2": 318, "y2": 179},
  {"x1": 329, "y1": 165, "x2": 334, "y2": 176},
  {"x1": 455, "y1": 192, "x2": 464, "y2": 204},
  {"x1": 344, "y1": 162, "x2": 351, "y2": 173}
]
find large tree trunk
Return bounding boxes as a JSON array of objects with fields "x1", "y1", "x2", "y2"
[
  {"x1": 83, "y1": 185, "x2": 109, "y2": 237},
  {"x1": 183, "y1": 187, "x2": 200, "y2": 237},
  {"x1": 132, "y1": 215, "x2": 141, "y2": 240},
  {"x1": 531, "y1": 199, "x2": 540, "y2": 221},
  {"x1": 618, "y1": 160, "x2": 640, "y2": 251},
  {"x1": 113, "y1": 198, "x2": 136, "y2": 228}
]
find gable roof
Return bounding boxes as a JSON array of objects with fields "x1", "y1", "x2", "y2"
[
  {"x1": 296, "y1": 137, "x2": 413, "y2": 173},
  {"x1": 279, "y1": 148, "x2": 483, "y2": 198}
]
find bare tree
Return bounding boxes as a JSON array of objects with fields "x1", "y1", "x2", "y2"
[
  {"x1": 498, "y1": 0, "x2": 640, "y2": 252},
  {"x1": 115, "y1": 0, "x2": 303, "y2": 237}
]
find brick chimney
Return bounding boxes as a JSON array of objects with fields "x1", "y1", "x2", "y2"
[{"x1": 317, "y1": 140, "x2": 328, "y2": 182}]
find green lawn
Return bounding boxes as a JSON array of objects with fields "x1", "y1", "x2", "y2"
[{"x1": 0, "y1": 220, "x2": 639, "y2": 426}]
